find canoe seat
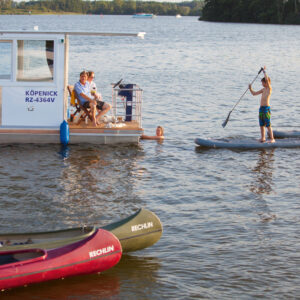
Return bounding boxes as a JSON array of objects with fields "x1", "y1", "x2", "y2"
[
  {"x1": 67, "y1": 85, "x2": 93, "y2": 124},
  {"x1": 0, "y1": 254, "x2": 18, "y2": 265}
]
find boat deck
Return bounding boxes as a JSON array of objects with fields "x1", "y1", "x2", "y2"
[
  {"x1": 0, "y1": 120, "x2": 143, "y2": 144},
  {"x1": 68, "y1": 119, "x2": 143, "y2": 144},
  {"x1": 68, "y1": 120, "x2": 142, "y2": 131}
]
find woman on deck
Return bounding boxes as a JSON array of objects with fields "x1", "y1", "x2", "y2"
[{"x1": 87, "y1": 71, "x2": 111, "y2": 125}]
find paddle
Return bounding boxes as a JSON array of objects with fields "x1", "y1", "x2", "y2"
[
  {"x1": 113, "y1": 79, "x2": 123, "y2": 88},
  {"x1": 222, "y1": 67, "x2": 264, "y2": 128}
]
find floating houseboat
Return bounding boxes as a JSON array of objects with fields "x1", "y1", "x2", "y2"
[{"x1": 0, "y1": 30, "x2": 145, "y2": 144}]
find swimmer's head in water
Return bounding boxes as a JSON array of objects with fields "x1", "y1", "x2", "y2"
[{"x1": 156, "y1": 126, "x2": 164, "y2": 136}]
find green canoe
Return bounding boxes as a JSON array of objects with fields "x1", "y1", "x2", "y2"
[{"x1": 0, "y1": 208, "x2": 163, "y2": 253}]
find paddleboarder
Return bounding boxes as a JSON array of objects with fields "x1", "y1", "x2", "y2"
[{"x1": 249, "y1": 67, "x2": 275, "y2": 143}]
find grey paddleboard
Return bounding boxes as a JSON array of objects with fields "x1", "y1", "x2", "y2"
[{"x1": 195, "y1": 137, "x2": 300, "y2": 149}]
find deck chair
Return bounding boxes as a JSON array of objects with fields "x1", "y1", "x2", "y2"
[{"x1": 67, "y1": 85, "x2": 93, "y2": 124}]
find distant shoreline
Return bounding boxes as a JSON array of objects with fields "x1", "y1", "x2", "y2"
[
  {"x1": 1, "y1": 11, "x2": 80, "y2": 15},
  {"x1": 0, "y1": 0, "x2": 204, "y2": 17}
]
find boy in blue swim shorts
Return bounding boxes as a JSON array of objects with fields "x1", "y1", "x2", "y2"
[
  {"x1": 249, "y1": 66, "x2": 275, "y2": 143},
  {"x1": 259, "y1": 106, "x2": 271, "y2": 127}
]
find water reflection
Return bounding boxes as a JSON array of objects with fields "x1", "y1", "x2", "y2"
[
  {"x1": 154, "y1": 141, "x2": 164, "y2": 150},
  {"x1": 62, "y1": 143, "x2": 148, "y2": 227},
  {"x1": 0, "y1": 144, "x2": 147, "y2": 231},
  {"x1": 250, "y1": 149, "x2": 275, "y2": 195},
  {"x1": 2, "y1": 255, "x2": 161, "y2": 300},
  {"x1": 250, "y1": 149, "x2": 276, "y2": 222},
  {"x1": 58, "y1": 145, "x2": 70, "y2": 159},
  {"x1": 59, "y1": 144, "x2": 146, "y2": 214}
]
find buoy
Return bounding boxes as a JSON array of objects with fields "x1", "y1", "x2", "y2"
[{"x1": 60, "y1": 120, "x2": 69, "y2": 146}]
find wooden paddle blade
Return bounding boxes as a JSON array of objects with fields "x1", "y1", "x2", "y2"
[{"x1": 222, "y1": 111, "x2": 232, "y2": 128}]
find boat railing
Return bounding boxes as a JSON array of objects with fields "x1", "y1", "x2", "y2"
[{"x1": 111, "y1": 84, "x2": 143, "y2": 127}]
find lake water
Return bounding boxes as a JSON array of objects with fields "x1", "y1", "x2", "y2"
[{"x1": 1, "y1": 14, "x2": 300, "y2": 299}]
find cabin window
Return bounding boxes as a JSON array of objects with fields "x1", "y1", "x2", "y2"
[
  {"x1": 17, "y1": 40, "x2": 54, "y2": 82},
  {"x1": 0, "y1": 41, "x2": 12, "y2": 80}
]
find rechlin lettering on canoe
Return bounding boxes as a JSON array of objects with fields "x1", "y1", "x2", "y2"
[
  {"x1": 89, "y1": 245, "x2": 114, "y2": 258},
  {"x1": 131, "y1": 222, "x2": 153, "y2": 232}
]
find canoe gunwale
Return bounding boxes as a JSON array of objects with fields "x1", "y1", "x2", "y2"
[{"x1": 0, "y1": 226, "x2": 96, "y2": 251}]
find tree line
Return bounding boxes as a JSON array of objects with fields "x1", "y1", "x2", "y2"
[
  {"x1": 0, "y1": 0, "x2": 204, "y2": 16},
  {"x1": 200, "y1": 0, "x2": 300, "y2": 24}
]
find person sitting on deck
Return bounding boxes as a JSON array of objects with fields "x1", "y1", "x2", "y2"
[
  {"x1": 87, "y1": 70, "x2": 102, "y2": 100},
  {"x1": 74, "y1": 71, "x2": 110, "y2": 126},
  {"x1": 87, "y1": 70, "x2": 111, "y2": 125},
  {"x1": 141, "y1": 126, "x2": 164, "y2": 140}
]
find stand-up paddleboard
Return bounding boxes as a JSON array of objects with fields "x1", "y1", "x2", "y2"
[
  {"x1": 195, "y1": 137, "x2": 300, "y2": 149},
  {"x1": 273, "y1": 130, "x2": 300, "y2": 139}
]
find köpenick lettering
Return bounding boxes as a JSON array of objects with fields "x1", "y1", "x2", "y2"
[
  {"x1": 25, "y1": 90, "x2": 58, "y2": 103},
  {"x1": 89, "y1": 245, "x2": 114, "y2": 258},
  {"x1": 131, "y1": 222, "x2": 153, "y2": 232},
  {"x1": 25, "y1": 90, "x2": 58, "y2": 97}
]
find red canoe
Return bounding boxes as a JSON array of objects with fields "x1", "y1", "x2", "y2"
[{"x1": 0, "y1": 228, "x2": 122, "y2": 290}]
